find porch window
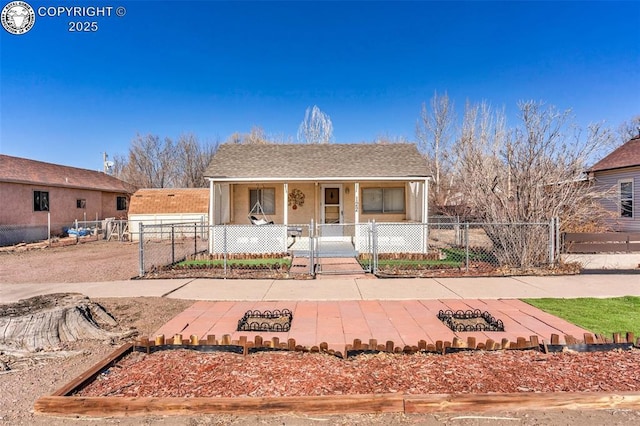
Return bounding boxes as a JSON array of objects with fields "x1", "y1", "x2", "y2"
[
  {"x1": 34, "y1": 191, "x2": 49, "y2": 212},
  {"x1": 250, "y1": 188, "x2": 275, "y2": 215},
  {"x1": 362, "y1": 187, "x2": 405, "y2": 213},
  {"x1": 620, "y1": 179, "x2": 633, "y2": 218}
]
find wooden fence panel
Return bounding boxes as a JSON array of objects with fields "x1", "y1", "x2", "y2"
[{"x1": 563, "y1": 232, "x2": 640, "y2": 253}]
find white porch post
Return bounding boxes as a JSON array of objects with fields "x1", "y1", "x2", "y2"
[
  {"x1": 208, "y1": 179, "x2": 215, "y2": 253},
  {"x1": 354, "y1": 182, "x2": 360, "y2": 224},
  {"x1": 283, "y1": 182, "x2": 288, "y2": 225}
]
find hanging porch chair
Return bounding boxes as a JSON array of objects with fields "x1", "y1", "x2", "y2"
[{"x1": 248, "y1": 200, "x2": 274, "y2": 225}]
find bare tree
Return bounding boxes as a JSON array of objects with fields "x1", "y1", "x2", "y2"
[
  {"x1": 297, "y1": 105, "x2": 333, "y2": 144},
  {"x1": 372, "y1": 134, "x2": 410, "y2": 144},
  {"x1": 452, "y1": 101, "x2": 615, "y2": 267},
  {"x1": 617, "y1": 115, "x2": 640, "y2": 142},
  {"x1": 175, "y1": 134, "x2": 219, "y2": 188},
  {"x1": 114, "y1": 133, "x2": 218, "y2": 189},
  {"x1": 225, "y1": 126, "x2": 271, "y2": 144},
  {"x1": 116, "y1": 134, "x2": 177, "y2": 188},
  {"x1": 416, "y1": 91, "x2": 456, "y2": 211}
]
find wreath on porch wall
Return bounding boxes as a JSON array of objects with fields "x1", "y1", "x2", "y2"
[{"x1": 288, "y1": 188, "x2": 305, "y2": 210}]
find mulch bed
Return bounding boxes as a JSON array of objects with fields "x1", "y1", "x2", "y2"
[{"x1": 76, "y1": 349, "x2": 640, "y2": 398}]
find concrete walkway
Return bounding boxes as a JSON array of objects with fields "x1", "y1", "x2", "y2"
[{"x1": 1, "y1": 274, "x2": 639, "y2": 304}]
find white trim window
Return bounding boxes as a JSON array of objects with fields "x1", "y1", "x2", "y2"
[
  {"x1": 250, "y1": 188, "x2": 275, "y2": 214},
  {"x1": 620, "y1": 179, "x2": 633, "y2": 218},
  {"x1": 362, "y1": 187, "x2": 405, "y2": 214}
]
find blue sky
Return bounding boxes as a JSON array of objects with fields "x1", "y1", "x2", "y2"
[{"x1": 1, "y1": 1, "x2": 639, "y2": 171}]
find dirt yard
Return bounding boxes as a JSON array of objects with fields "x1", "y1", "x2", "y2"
[
  {"x1": 0, "y1": 240, "x2": 140, "y2": 283},
  {"x1": 0, "y1": 241, "x2": 639, "y2": 425}
]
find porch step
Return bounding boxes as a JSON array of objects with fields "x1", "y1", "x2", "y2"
[
  {"x1": 316, "y1": 257, "x2": 366, "y2": 275},
  {"x1": 290, "y1": 250, "x2": 359, "y2": 258},
  {"x1": 316, "y1": 250, "x2": 359, "y2": 258}
]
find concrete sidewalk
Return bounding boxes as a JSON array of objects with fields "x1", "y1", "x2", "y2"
[{"x1": 1, "y1": 274, "x2": 639, "y2": 304}]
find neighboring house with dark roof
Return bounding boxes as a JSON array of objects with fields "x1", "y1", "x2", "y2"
[
  {"x1": 588, "y1": 136, "x2": 640, "y2": 232},
  {"x1": 204, "y1": 143, "x2": 431, "y2": 227},
  {"x1": 127, "y1": 188, "x2": 209, "y2": 241},
  {"x1": 0, "y1": 154, "x2": 135, "y2": 245}
]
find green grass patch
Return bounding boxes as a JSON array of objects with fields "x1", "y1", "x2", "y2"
[
  {"x1": 177, "y1": 258, "x2": 291, "y2": 268},
  {"x1": 523, "y1": 296, "x2": 640, "y2": 337}
]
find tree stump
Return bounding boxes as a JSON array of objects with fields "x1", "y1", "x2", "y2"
[{"x1": 0, "y1": 293, "x2": 126, "y2": 351}]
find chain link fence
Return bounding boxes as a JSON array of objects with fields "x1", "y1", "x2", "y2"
[
  {"x1": 0, "y1": 218, "x2": 117, "y2": 246},
  {"x1": 372, "y1": 220, "x2": 559, "y2": 277},
  {"x1": 139, "y1": 222, "x2": 210, "y2": 276},
  {"x1": 0, "y1": 224, "x2": 51, "y2": 246},
  {"x1": 138, "y1": 219, "x2": 560, "y2": 278}
]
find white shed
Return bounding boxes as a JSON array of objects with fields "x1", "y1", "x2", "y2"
[{"x1": 127, "y1": 188, "x2": 209, "y2": 241}]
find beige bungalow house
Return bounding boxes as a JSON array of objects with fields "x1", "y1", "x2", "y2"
[
  {"x1": 205, "y1": 143, "x2": 430, "y2": 225},
  {"x1": 204, "y1": 143, "x2": 431, "y2": 255}
]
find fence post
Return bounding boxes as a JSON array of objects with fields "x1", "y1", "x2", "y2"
[
  {"x1": 138, "y1": 223, "x2": 145, "y2": 277},
  {"x1": 194, "y1": 222, "x2": 197, "y2": 257},
  {"x1": 309, "y1": 219, "x2": 315, "y2": 276},
  {"x1": 423, "y1": 221, "x2": 428, "y2": 254},
  {"x1": 171, "y1": 225, "x2": 175, "y2": 264},
  {"x1": 548, "y1": 218, "x2": 555, "y2": 266},
  {"x1": 372, "y1": 220, "x2": 378, "y2": 274},
  {"x1": 555, "y1": 217, "x2": 561, "y2": 262},
  {"x1": 223, "y1": 224, "x2": 227, "y2": 277},
  {"x1": 47, "y1": 212, "x2": 51, "y2": 247},
  {"x1": 368, "y1": 221, "x2": 374, "y2": 273},
  {"x1": 465, "y1": 222, "x2": 470, "y2": 272}
]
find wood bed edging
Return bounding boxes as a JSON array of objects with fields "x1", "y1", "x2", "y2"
[
  {"x1": 34, "y1": 392, "x2": 640, "y2": 417},
  {"x1": 34, "y1": 393, "x2": 404, "y2": 416},
  {"x1": 404, "y1": 392, "x2": 640, "y2": 413},
  {"x1": 51, "y1": 343, "x2": 134, "y2": 397}
]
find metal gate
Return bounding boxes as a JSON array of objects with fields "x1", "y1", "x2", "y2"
[{"x1": 312, "y1": 222, "x2": 373, "y2": 275}]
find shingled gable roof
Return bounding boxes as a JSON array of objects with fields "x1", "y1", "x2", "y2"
[
  {"x1": 590, "y1": 136, "x2": 640, "y2": 173},
  {"x1": 205, "y1": 143, "x2": 430, "y2": 180},
  {"x1": 0, "y1": 154, "x2": 136, "y2": 193},
  {"x1": 129, "y1": 188, "x2": 209, "y2": 215}
]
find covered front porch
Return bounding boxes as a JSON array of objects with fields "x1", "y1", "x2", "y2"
[
  {"x1": 208, "y1": 178, "x2": 430, "y2": 229},
  {"x1": 206, "y1": 176, "x2": 431, "y2": 261}
]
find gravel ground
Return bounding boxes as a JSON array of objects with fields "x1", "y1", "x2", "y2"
[{"x1": 1, "y1": 241, "x2": 639, "y2": 425}]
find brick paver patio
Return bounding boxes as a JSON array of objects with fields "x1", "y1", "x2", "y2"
[{"x1": 155, "y1": 298, "x2": 589, "y2": 353}]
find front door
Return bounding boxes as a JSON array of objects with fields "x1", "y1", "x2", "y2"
[{"x1": 321, "y1": 184, "x2": 343, "y2": 237}]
